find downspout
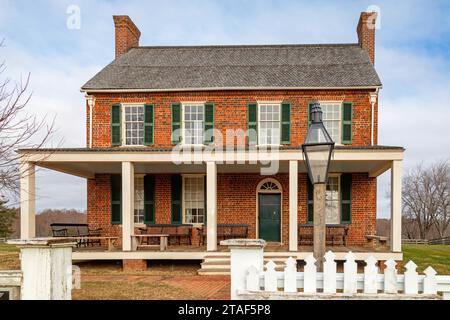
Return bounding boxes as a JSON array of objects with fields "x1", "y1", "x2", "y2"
[
  {"x1": 369, "y1": 89, "x2": 379, "y2": 146},
  {"x1": 86, "y1": 95, "x2": 95, "y2": 148}
]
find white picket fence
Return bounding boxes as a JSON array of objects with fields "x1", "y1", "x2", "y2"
[{"x1": 241, "y1": 251, "x2": 450, "y2": 300}]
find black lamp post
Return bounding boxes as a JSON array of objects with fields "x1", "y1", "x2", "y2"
[{"x1": 302, "y1": 102, "x2": 335, "y2": 270}]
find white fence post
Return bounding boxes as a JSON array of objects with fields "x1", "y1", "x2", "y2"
[
  {"x1": 304, "y1": 255, "x2": 317, "y2": 294},
  {"x1": 8, "y1": 238, "x2": 76, "y2": 300},
  {"x1": 323, "y1": 251, "x2": 336, "y2": 294},
  {"x1": 364, "y1": 256, "x2": 378, "y2": 294},
  {"x1": 384, "y1": 258, "x2": 398, "y2": 294},
  {"x1": 264, "y1": 261, "x2": 277, "y2": 292},
  {"x1": 404, "y1": 261, "x2": 418, "y2": 295},
  {"x1": 343, "y1": 251, "x2": 357, "y2": 294},
  {"x1": 246, "y1": 265, "x2": 260, "y2": 291},
  {"x1": 221, "y1": 239, "x2": 266, "y2": 300},
  {"x1": 423, "y1": 266, "x2": 437, "y2": 295},
  {"x1": 284, "y1": 257, "x2": 297, "y2": 293}
]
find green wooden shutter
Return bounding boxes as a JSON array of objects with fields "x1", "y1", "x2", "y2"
[
  {"x1": 111, "y1": 175, "x2": 122, "y2": 224},
  {"x1": 171, "y1": 175, "x2": 182, "y2": 224},
  {"x1": 281, "y1": 102, "x2": 291, "y2": 144},
  {"x1": 171, "y1": 103, "x2": 182, "y2": 144},
  {"x1": 340, "y1": 174, "x2": 352, "y2": 224},
  {"x1": 247, "y1": 103, "x2": 258, "y2": 145},
  {"x1": 144, "y1": 175, "x2": 155, "y2": 224},
  {"x1": 342, "y1": 102, "x2": 353, "y2": 145},
  {"x1": 144, "y1": 104, "x2": 154, "y2": 146},
  {"x1": 204, "y1": 103, "x2": 215, "y2": 144},
  {"x1": 307, "y1": 178, "x2": 314, "y2": 224},
  {"x1": 111, "y1": 104, "x2": 121, "y2": 146}
]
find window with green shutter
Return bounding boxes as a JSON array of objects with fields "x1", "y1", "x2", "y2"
[
  {"x1": 342, "y1": 102, "x2": 353, "y2": 145},
  {"x1": 111, "y1": 104, "x2": 121, "y2": 146},
  {"x1": 144, "y1": 104, "x2": 154, "y2": 146},
  {"x1": 111, "y1": 175, "x2": 122, "y2": 224},
  {"x1": 281, "y1": 102, "x2": 291, "y2": 144},
  {"x1": 144, "y1": 175, "x2": 155, "y2": 225},
  {"x1": 204, "y1": 103, "x2": 215, "y2": 144},
  {"x1": 171, "y1": 175, "x2": 182, "y2": 224},
  {"x1": 171, "y1": 103, "x2": 182, "y2": 144},
  {"x1": 247, "y1": 103, "x2": 258, "y2": 145},
  {"x1": 340, "y1": 173, "x2": 352, "y2": 224}
]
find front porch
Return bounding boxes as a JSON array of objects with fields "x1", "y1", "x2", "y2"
[{"x1": 18, "y1": 146, "x2": 404, "y2": 262}]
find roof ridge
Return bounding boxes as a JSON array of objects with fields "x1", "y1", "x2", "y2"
[{"x1": 133, "y1": 43, "x2": 360, "y2": 49}]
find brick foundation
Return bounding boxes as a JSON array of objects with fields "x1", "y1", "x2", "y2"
[{"x1": 123, "y1": 259, "x2": 147, "y2": 272}]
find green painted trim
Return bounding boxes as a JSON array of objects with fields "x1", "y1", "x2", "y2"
[
  {"x1": 171, "y1": 103, "x2": 182, "y2": 145},
  {"x1": 340, "y1": 173, "x2": 352, "y2": 224},
  {"x1": 247, "y1": 103, "x2": 258, "y2": 145},
  {"x1": 144, "y1": 104, "x2": 154, "y2": 146},
  {"x1": 111, "y1": 104, "x2": 121, "y2": 146},
  {"x1": 203, "y1": 102, "x2": 215, "y2": 144},
  {"x1": 110, "y1": 175, "x2": 122, "y2": 225},
  {"x1": 342, "y1": 102, "x2": 353, "y2": 145},
  {"x1": 281, "y1": 102, "x2": 291, "y2": 144}
]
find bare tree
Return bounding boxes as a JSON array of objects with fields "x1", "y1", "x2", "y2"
[
  {"x1": 0, "y1": 39, "x2": 55, "y2": 198},
  {"x1": 402, "y1": 160, "x2": 450, "y2": 239}
]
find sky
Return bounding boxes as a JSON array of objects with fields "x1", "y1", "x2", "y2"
[{"x1": 0, "y1": 0, "x2": 449, "y2": 217}]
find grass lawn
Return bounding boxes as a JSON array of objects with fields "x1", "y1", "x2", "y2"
[{"x1": 1, "y1": 243, "x2": 449, "y2": 299}]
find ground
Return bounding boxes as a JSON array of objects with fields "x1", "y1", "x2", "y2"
[{"x1": 1, "y1": 243, "x2": 449, "y2": 299}]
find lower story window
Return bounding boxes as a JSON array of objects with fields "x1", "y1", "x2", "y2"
[
  {"x1": 183, "y1": 176, "x2": 205, "y2": 224},
  {"x1": 325, "y1": 176, "x2": 340, "y2": 224},
  {"x1": 134, "y1": 176, "x2": 144, "y2": 224}
]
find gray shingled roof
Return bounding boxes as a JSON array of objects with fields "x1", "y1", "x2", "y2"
[{"x1": 81, "y1": 44, "x2": 382, "y2": 91}]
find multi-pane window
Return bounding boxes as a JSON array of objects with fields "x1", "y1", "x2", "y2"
[
  {"x1": 183, "y1": 176, "x2": 205, "y2": 224},
  {"x1": 325, "y1": 176, "x2": 340, "y2": 224},
  {"x1": 259, "y1": 104, "x2": 280, "y2": 145},
  {"x1": 134, "y1": 176, "x2": 144, "y2": 224},
  {"x1": 124, "y1": 105, "x2": 144, "y2": 146},
  {"x1": 183, "y1": 104, "x2": 204, "y2": 145},
  {"x1": 320, "y1": 103, "x2": 341, "y2": 143}
]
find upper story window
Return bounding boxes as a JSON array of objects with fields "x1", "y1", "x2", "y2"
[
  {"x1": 320, "y1": 102, "x2": 341, "y2": 144},
  {"x1": 258, "y1": 103, "x2": 281, "y2": 145},
  {"x1": 123, "y1": 105, "x2": 144, "y2": 146},
  {"x1": 182, "y1": 104, "x2": 204, "y2": 145}
]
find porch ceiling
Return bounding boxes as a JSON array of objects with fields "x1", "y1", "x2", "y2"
[{"x1": 36, "y1": 159, "x2": 394, "y2": 179}]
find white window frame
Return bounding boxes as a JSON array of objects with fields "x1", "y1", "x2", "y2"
[
  {"x1": 182, "y1": 174, "x2": 206, "y2": 226},
  {"x1": 318, "y1": 101, "x2": 343, "y2": 145},
  {"x1": 325, "y1": 173, "x2": 341, "y2": 225},
  {"x1": 134, "y1": 174, "x2": 146, "y2": 226},
  {"x1": 121, "y1": 103, "x2": 146, "y2": 147},
  {"x1": 181, "y1": 102, "x2": 206, "y2": 147},
  {"x1": 257, "y1": 102, "x2": 282, "y2": 147}
]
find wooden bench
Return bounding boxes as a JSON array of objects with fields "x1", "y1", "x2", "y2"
[
  {"x1": 139, "y1": 224, "x2": 193, "y2": 245},
  {"x1": 50, "y1": 223, "x2": 103, "y2": 247},
  {"x1": 298, "y1": 224, "x2": 349, "y2": 246},
  {"x1": 366, "y1": 235, "x2": 388, "y2": 248},
  {"x1": 198, "y1": 224, "x2": 249, "y2": 246},
  {"x1": 132, "y1": 234, "x2": 169, "y2": 251}
]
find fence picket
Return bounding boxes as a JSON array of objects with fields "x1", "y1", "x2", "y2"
[
  {"x1": 364, "y1": 256, "x2": 378, "y2": 294},
  {"x1": 343, "y1": 251, "x2": 357, "y2": 294},
  {"x1": 246, "y1": 265, "x2": 260, "y2": 291},
  {"x1": 284, "y1": 257, "x2": 297, "y2": 293},
  {"x1": 264, "y1": 260, "x2": 277, "y2": 292},
  {"x1": 303, "y1": 255, "x2": 317, "y2": 293},
  {"x1": 423, "y1": 266, "x2": 437, "y2": 295},
  {"x1": 323, "y1": 251, "x2": 336, "y2": 294},
  {"x1": 384, "y1": 259, "x2": 398, "y2": 293},
  {"x1": 404, "y1": 261, "x2": 418, "y2": 294}
]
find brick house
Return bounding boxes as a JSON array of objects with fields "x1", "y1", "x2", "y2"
[{"x1": 18, "y1": 12, "x2": 404, "y2": 271}]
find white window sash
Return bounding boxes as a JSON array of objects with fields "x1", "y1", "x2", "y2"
[
  {"x1": 182, "y1": 174, "x2": 206, "y2": 225},
  {"x1": 181, "y1": 103, "x2": 205, "y2": 147},
  {"x1": 318, "y1": 101, "x2": 343, "y2": 145},
  {"x1": 121, "y1": 104, "x2": 145, "y2": 147},
  {"x1": 257, "y1": 103, "x2": 281, "y2": 146},
  {"x1": 325, "y1": 174, "x2": 341, "y2": 225}
]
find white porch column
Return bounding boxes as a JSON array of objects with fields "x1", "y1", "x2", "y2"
[
  {"x1": 289, "y1": 160, "x2": 298, "y2": 251},
  {"x1": 206, "y1": 161, "x2": 217, "y2": 251},
  {"x1": 20, "y1": 162, "x2": 36, "y2": 239},
  {"x1": 391, "y1": 160, "x2": 402, "y2": 252},
  {"x1": 122, "y1": 162, "x2": 134, "y2": 251}
]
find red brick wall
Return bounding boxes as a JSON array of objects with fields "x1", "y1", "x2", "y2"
[
  {"x1": 87, "y1": 89, "x2": 378, "y2": 148},
  {"x1": 87, "y1": 173, "x2": 376, "y2": 247}
]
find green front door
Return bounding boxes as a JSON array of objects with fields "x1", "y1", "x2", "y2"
[{"x1": 258, "y1": 194, "x2": 281, "y2": 242}]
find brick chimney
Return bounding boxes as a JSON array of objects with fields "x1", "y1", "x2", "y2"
[
  {"x1": 357, "y1": 11, "x2": 377, "y2": 65},
  {"x1": 113, "y1": 15, "x2": 141, "y2": 59}
]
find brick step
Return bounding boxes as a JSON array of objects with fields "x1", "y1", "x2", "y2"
[{"x1": 197, "y1": 268, "x2": 230, "y2": 276}]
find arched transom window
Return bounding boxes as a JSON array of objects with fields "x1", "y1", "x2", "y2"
[{"x1": 257, "y1": 179, "x2": 282, "y2": 193}]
